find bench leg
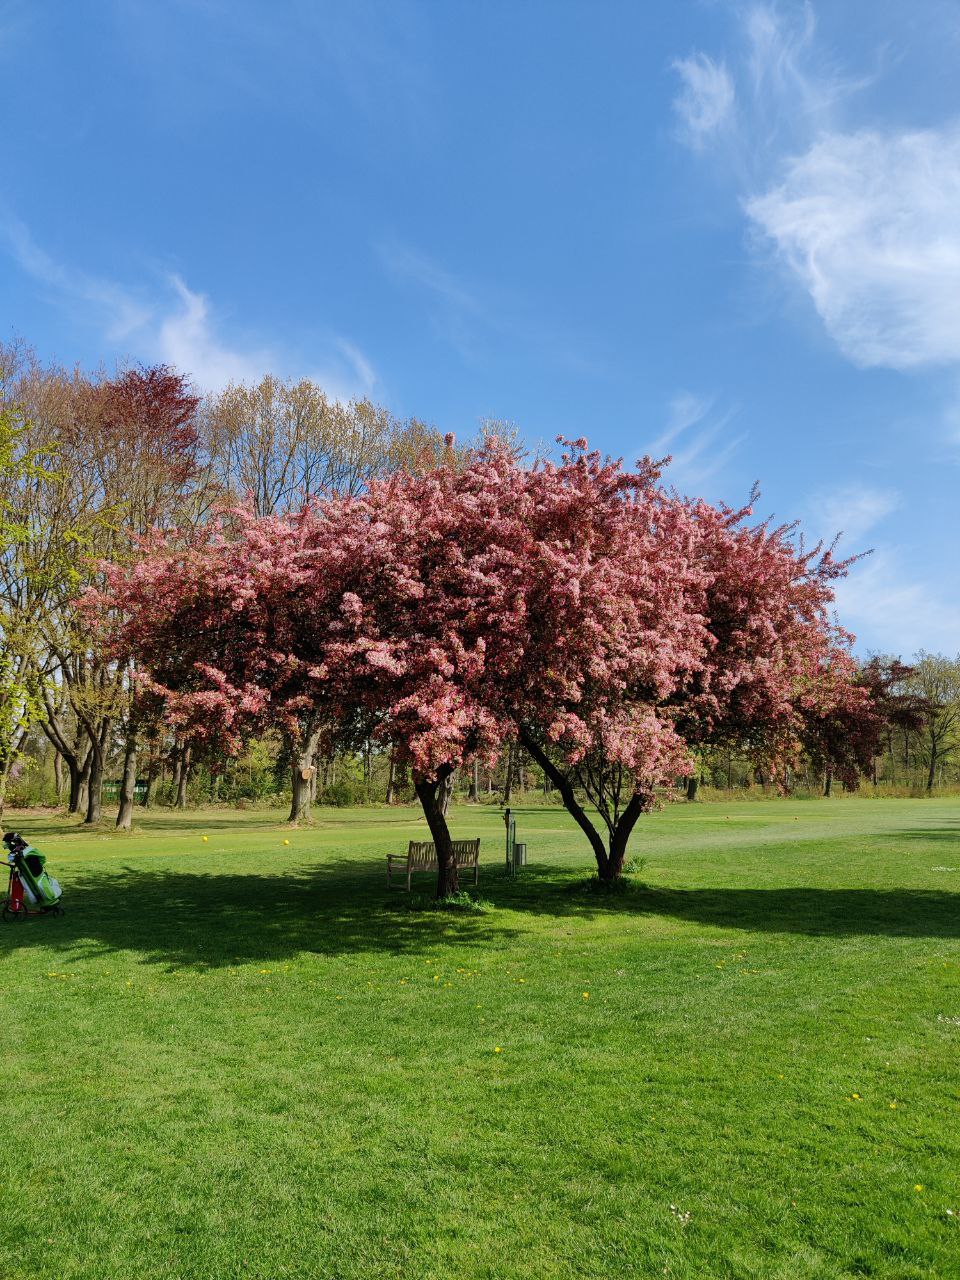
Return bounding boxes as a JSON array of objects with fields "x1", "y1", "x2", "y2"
[
  {"x1": 474, "y1": 861, "x2": 478, "y2": 886},
  {"x1": 407, "y1": 866, "x2": 412, "y2": 892}
]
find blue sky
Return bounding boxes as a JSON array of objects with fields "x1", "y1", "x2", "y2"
[{"x1": 2, "y1": 0, "x2": 959, "y2": 657}]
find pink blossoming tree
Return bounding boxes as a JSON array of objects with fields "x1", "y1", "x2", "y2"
[{"x1": 92, "y1": 434, "x2": 872, "y2": 894}]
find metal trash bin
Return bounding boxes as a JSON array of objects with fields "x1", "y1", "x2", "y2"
[{"x1": 513, "y1": 842, "x2": 527, "y2": 869}]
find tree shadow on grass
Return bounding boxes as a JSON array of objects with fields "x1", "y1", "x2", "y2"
[
  {"x1": 875, "y1": 828, "x2": 960, "y2": 843},
  {"x1": 0, "y1": 861, "x2": 524, "y2": 970},
  {"x1": 496, "y1": 868, "x2": 960, "y2": 939},
  {"x1": 1, "y1": 860, "x2": 957, "y2": 970}
]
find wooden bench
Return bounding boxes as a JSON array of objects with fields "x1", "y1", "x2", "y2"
[{"x1": 387, "y1": 839, "x2": 480, "y2": 890}]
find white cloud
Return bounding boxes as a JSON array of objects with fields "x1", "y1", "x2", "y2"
[
  {"x1": 671, "y1": 6, "x2": 960, "y2": 381},
  {"x1": 743, "y1": 2, "x2": 861, "y2": 128},
  {"x1": 157, "y1": 275, "x2": 274, "y2": 391},
  {"x1": 746, "y1": 126, "x2": 960, "y2": 369},
  {"x1": 809, "y1": 482, "x2": 900, "y2": 546},
  {"x1": 671, "y1": 53, "x2": 735, "y2": 149},
  {"x1": 0, "y1": 215, "x2": 376, "y2": 399},
  {"x1": 833, "y1": 548, "x2": 960, "y2": 656},
  {"x1": 650, "y1": 391, "x2": 715, "y2": 451}
]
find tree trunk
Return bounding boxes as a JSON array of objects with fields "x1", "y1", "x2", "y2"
[
  {"x1": 84, "y1": 722, "x2": 109, "y2": 825},
  {"x1": 74, "y1": 745, "x2": 93, "y2": 817},
  {"x1": 385, "y1": 750, "x2": 397, "y2": 805},
  {"x1": 176, "y1": 745, "x2": 192, "y2": 809},
  {"x1": 686, "y1": 775, "x2": 699, "y2": 802},
  {"x1": 414, "y1": 766, "x2": 459, "y2": 897},
  {"x1": 287, "y1": 723, "x2": 322, "y2": 824},
  {"x1": 143, "y1": 758, "x2": 156, "y2": 809},
  {"x1": 503, "y1": 742, "x2": 515, "y2": 806},
  {"x1": 604, "y1": 792, "x2": 647, "y2": 880},
  {"x1": 926, "y1": 744, "x2": 937, "y2": 793},
  {"x1": 440, "y1": 770, "x2": 455, "y2": 816},
  {"x1": 53, "y1": 751, "x2": 64, "y2": 804},
  {"x1": 469, "y1": 759, "x2": 479, "y2": 802},
  {"x1": 116, "y1": 727, "x2": 138, "y2": 830},
  {"x1": 170, "y1": 746, "x2": 183, "y2": 806},
  {"x1": 823, "y1": 766, "x2": 833, "y2": 797},
  {"x1": 66, "y1": 756, "x2": 83, "y2": 812}
]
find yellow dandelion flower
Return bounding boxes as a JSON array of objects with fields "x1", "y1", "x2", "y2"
[
  {"x1": 890, "y1": 1102, "x2": 898, "y2": 1109},
  {"x1": 494, "y1": 1046, "x2": 502, "y2": 1053},
  {"x1": 582, "y1": 992, "x2": 590, "y2": 1000},
  {"x1": 201, "y1": 835, "x2": 208, "y2": 843},
  {"x1": 914, "y1": 1184, "x2": 924, "y2": 1192}
]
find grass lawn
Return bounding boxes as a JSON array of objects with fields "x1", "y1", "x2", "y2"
[{"x1": 1, "y1": 796, "x2": 959, "y2": 1279}]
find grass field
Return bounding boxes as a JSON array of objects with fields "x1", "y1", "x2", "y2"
[{"x1": 1, "y1": 796, "x2": 959, "y2": 1279}]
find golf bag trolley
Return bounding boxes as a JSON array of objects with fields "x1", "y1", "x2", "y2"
[{"x1": 2, "y1": 831, "x2": 64, "y2": 922}]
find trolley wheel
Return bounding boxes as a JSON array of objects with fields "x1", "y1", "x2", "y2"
[
  {"x1": 2, "y1": 903, "x2": 29, "y2": 923},
  {"x1": 53, "y1": 906, "x2": 65, "y2": 917}
]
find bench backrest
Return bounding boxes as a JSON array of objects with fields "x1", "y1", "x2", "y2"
[{"x1": 407, "y1": 839, "x2": 479, "y2": 869}]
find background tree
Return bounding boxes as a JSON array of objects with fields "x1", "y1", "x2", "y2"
[{"x1": 906, "y1": 652, "x2": 960, "y2": 792}]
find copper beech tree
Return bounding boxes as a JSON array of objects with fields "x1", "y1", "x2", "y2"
[{"x1": 90, "y1": 436, "x2": 874, "y2": 895}]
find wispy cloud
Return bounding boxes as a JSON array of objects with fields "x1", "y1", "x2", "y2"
[
  {"x1": 156, "y1": 275, "x2": 275, "y2": 390},
  {"x1": 745, "y1": 126, "x2": 960, "y2": 370},
  {"x1": 377, "y1": 237, "x2": 602, "y2": 375},
  {"x1": 0, "y1": 213, "x2": 376, "y2": 399},
  {"x1": 809, "y1": 481, "x2": 900, "y2": 547},
  {"x1": 671, "y1": 53, "x2": 735, "y2": 149},
  {"x1": 833, "y1": 548, "x2": 960, "y2": 656},
  {"x1": 2, "y1": 210, "x2": 151, "y2": 339},
  {"x1": 645, "y1": 392, "x2": 745, "y2": 493},
  {"x1": 378, "y1": 239, "x2": 479, "y2": 314},
  {"x1": 670, "y1": 5, "x2": 960, "y2": 381}
]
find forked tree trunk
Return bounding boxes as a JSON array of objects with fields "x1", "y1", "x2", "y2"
[
  {"x1": 414, "y1": 766, "x2": 458, "y2": 897},
  {"x1": 519, "y1": 728, "x2": 647, "y2": 881},
  {"x1": 116, "y1": 727, "x2": 138, "y2": 830}
]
